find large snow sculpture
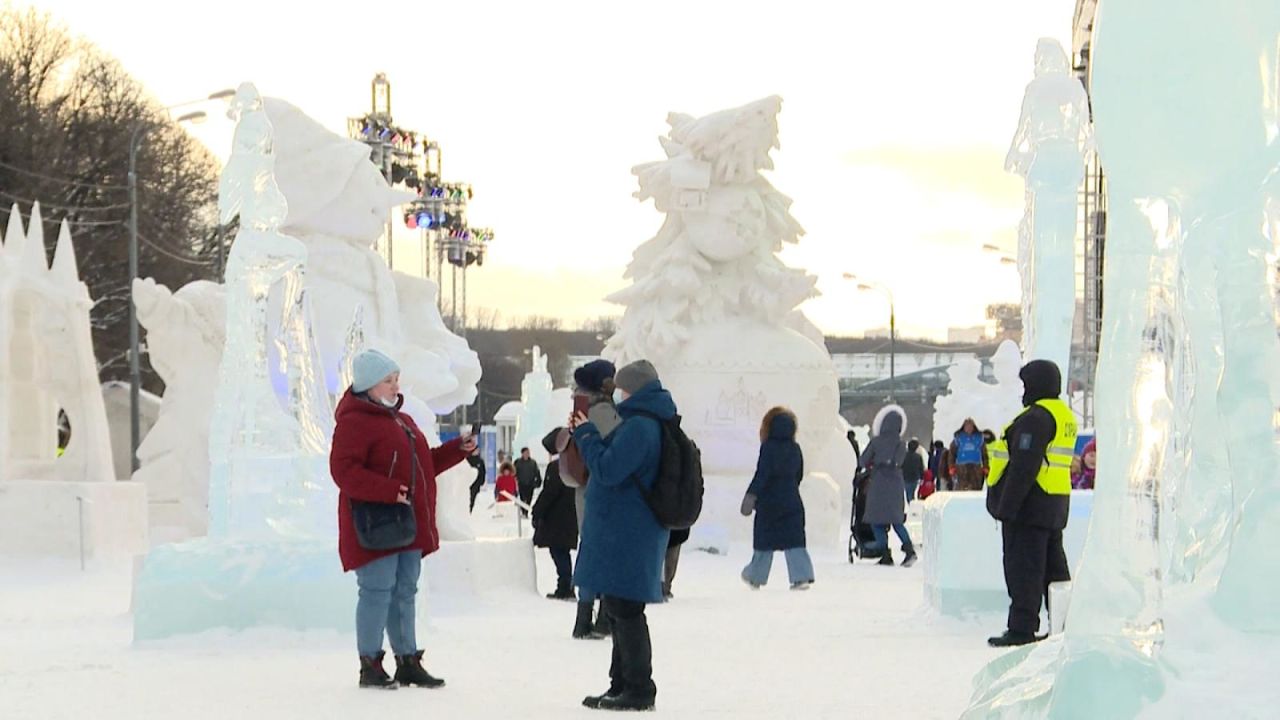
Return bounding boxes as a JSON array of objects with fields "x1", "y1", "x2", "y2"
[
  {"x1": 132, "y1": 95, "x2": 482, "y2": 542},
  {"x1": 1005, "y1": 38, "x2": 1092, "y2": 377},
  {"x1": 604, "y1": 97, "x2": 853, "y2": 548},
  {"x1": 132, "y1": 278, "x2": 225, "y2": 538},
  {"x1": 0, "y1": 206, "x2": 115, "y2": 484},
  {"x1": 263, "y1": 98, "x2": 480, "y2": 414},
  {"x1": 0, "y1": 205, "x2": 146, "y2": 559},
  {"x1": 932, "y1": 340, "x2": 1024, "y2": 439},
  {"x1": 965, "y1": 4, "x2": 1280, "y2": 717}
]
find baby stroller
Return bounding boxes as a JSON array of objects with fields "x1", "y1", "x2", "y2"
[{"x1": 847, "y1": 467, "x2": 882, "y2": 562}]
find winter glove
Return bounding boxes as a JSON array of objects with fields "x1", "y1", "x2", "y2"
[{"x1": 740, "y1": 493, "x2": 757, "y2": 516}]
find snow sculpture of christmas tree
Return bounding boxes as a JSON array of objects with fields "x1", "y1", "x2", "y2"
[{"x1": 605, "y1": 96, "x2": 853, "y2": 548}]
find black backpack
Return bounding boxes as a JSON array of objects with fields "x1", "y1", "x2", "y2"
[{"x1": 632, "y1": 412, "x2": 704, "y2": 530}]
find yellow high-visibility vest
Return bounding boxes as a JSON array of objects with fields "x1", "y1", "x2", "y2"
[{"x1": 987, "y1": 398, "x2": 1076, "y2": 496}]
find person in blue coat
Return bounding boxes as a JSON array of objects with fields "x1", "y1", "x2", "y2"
[
  {"x1": 740, "y1": 407, "x2": 815, "y2": 590},
  {"x1": 570, "y1": 359, "x2": 673, "y2": 713}
]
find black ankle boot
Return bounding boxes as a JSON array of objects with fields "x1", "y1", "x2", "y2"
[
  {"x1": 878, "y1": 551, "x2": 895, "y2": 566},
  {"x1": 394, "y1": 650, "x2": 445, "y2": 688},
  {"x1": 901, "y1": 545, "x2": 918, "y2": 567},
  {"x1": 358, "y1": 651, "x2": 398, "y2": 689},
  {"x1": 574, "y1": 601, "x2": 604, "y2": 639}
]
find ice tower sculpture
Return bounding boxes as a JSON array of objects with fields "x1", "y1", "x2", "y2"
[
  {"x1": 509, "y1": 346, "x2": 572, "y2": 465},
  {"x1": 205, "y1": 83, "x2": 333, "y2": 539},
  {"x1": 605, "y1": 96, "x2": 853, "y2": 548},
  {"x1": 965, "y1": 4, "x2": 1280, "y2": 717},
  {"x1": 1005, "y1": 38, "x2": 1092, "y2": 377}
]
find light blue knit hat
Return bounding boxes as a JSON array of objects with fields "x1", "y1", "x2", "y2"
[{"x1": 352, "y1": 349, "x2": 400, "y2": 394}]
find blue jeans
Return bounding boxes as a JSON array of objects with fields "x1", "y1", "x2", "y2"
[
  {"x1": 742, "y1": 548, "x2": 815, "y2": 586},
  {"x1": 869, "y1": 523, "x2": 914, "y2": 553},
  {"x1": 354, "y1": 550, "x2": 421, "y2": 657}
]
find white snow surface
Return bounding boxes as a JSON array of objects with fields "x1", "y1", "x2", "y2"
[{"x1": 5, "y1": 509, "x2": 1001, "y2": 719}]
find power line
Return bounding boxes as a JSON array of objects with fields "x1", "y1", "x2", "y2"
[
  {"x1": 0, "y1": 157, "x2": 130, "y2": 191},
  {"x1": 1, "y1": 206, "x2": 124, "y2": 228},
  {"x1": 0, "y1": 188, "x2": 131, "y2": 214},
  {"x1": 136, "y1": 232, "x2": 214, "y2": 266}
]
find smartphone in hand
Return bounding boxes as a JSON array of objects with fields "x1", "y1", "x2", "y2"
[
  {"x1": 470, "y1": 422, "x2": 482, "y2": 437},
  {"x1": 573, "y1": 394, "x2": 591, "y2": 418}
]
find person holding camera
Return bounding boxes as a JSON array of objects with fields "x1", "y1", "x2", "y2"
[{"x1": 330, "y1": 349, "x2": 475, "y2": 689}]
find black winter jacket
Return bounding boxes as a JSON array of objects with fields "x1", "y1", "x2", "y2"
[
  {"x1": 986, "y1": 405, "x2": 1069, "y2": 530},
  {"x1": 532, "y1": 459, "x2": 578, "y2": 549}
]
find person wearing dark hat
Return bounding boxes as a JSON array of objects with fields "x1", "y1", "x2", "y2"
[
  {"x1": 570, "y1": 359, "x2": 674, "y2": 712},
  {"x1": 563, "y1": 359, "x2": 621, "y2": 639},
  {"x1": 985, "y1": 359, "x2": 1077, "y2": 648},
  {"x1": 330, "y1": 349, "x2": 475, "y2": 688}
]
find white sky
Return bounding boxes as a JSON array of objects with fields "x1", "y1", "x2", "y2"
[{"x1": 25, "y1": 0, "x2": 1073, "y2": 340}]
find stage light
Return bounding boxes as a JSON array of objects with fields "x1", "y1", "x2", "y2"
[{"x1": 405, "y1": 212, "x2": 418, "y2": 230}]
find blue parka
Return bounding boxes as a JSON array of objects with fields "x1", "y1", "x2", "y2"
[
  {"x1": 747, "y1": 413, "x2": 807, "y2": 551},
  {"x1": 572, "y1": 380, "x2": 674, "y2": 604}
]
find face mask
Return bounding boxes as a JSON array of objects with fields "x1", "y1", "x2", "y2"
[
  {"x1": 612, "y1": 389, "x2": 625, "y2": 405},
  {"x1": 378, "y1": 395, "x2": 398, "y2": 408}
]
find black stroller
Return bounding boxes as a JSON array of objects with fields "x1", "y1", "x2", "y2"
[{"x1": 847, "y1": 467, "x2": 882, "y2": 562}]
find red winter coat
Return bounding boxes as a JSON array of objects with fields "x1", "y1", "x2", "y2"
[
  {"x1": 495, "y1": 472, "x2": 518, "y2": 502},
  {"x1": 330, "y1": 389, "x2": 468, "y2": 572}
]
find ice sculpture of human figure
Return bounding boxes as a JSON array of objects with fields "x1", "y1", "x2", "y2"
[
  {"x1": 1005, "y1": 38, "x2": 1092, "y2": 377},
  {"x1": 967, "y1": 3, "x2": 1280, "y2": 717},
  {"x1": 207, "y1": 82, "x2": 333, "y2": 539}
]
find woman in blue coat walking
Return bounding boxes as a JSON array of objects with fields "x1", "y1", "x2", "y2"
[{"x1": 740, "y1": 407, "x2": 815, "y2": 590}]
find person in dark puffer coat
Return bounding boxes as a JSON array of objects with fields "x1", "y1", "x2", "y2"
[
  {"x1": 532, "y1": 428, "x2": 579, "y2": 601},
  {"x1": 740, "y1": 407, "x2": 815, "y2": 590}
]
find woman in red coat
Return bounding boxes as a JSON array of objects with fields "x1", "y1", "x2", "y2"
[{"x1": 330, "y1": 349, "x2": 473, "y2": 690}]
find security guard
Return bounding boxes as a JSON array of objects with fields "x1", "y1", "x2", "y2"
[{"x1": 985, "y1": 359, "x2": 1075, "y2": 647}]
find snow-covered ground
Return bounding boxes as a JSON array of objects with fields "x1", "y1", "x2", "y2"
[{"x1": 1, "y1": 507, "x2": 1000, "y2": 719}]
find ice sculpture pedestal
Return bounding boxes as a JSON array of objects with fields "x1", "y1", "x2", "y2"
[
  {"x1": 0, "y1": 480, "x2": 147, "y2": 560},
  {"x1": 132, "y1": 537, "x2": 536, "y2": 641},
  {"x1": 921, "y1": 491, "x2": 1093, "y2": 616}
]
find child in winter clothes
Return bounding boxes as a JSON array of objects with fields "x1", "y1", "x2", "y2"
[{"x1": 495, "y1": 462, "x2": 518, "y2": 503}]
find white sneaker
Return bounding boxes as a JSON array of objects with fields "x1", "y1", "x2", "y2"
[{"x1": 790, "y1": 581, "x2": 813, "y2": 591}]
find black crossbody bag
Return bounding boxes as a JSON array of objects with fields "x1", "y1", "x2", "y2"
[{"x1": 351, "y1": 421, "x2": 419, "y2": 551}]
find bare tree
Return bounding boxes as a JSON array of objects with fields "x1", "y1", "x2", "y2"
[
  {"x1": 0, "y1": 8, "x2": 220, "y2": 391},
  {"x1": 513, "y1": 315, "x2": 563, "y2": 331},
  {"x1": 469, "y1": 306, "x2": 502, "y2": 331},
  {"x1": 579, "y1": 315, "x2": 619, "y2": 335}
]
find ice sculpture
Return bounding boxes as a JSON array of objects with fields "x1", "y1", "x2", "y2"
[
  {"x1": 965, "y1": 4, "x2": 1280, "y2": 717},
  {"x1": 132, "y1": 278, "x2": 225, "y2": 537},
  {"x1": 0, "y1": 205, "x2": 115, "y2": 484},
  {"x1": 932, "y1": 339, "x2": 1025, "y2": 439},
  {"x1": 206, "y1": 83, "x2": 333, "y2": 539},
  {"x1": 507, "y1": 346, "x2": 572, "y2": 465},
  {"x1": 1005, "y1": 38, "x2": 1092, "y2": 376},
  {"x1": 605, "y1": 96, "x2": 853, "y2": 548},
  {"x1": 132, "y1": 94, "x2": 482, "y2": 541},
  {"x1": 262, "y1": 97, "x2": 481, "y2": 414}
]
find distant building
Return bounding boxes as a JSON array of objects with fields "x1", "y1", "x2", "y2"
[{"x1": 947, "y1": 326, "x2": 990, "y2": 344}]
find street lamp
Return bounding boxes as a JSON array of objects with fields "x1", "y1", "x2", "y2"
[
  {"x1": 844, "y1": 273, "x2": 897, "y2": 402},
  {"x1": 127, "y1": 90, "x2": 232, "y2": 473}
]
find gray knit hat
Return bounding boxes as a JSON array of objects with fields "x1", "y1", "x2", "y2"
[
  {"x1": 615, "y1": 359, "x2": 660, "y2": 394},
  {"x1": 352, "y1": 349, "x2": 400, "y2": 394}
]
